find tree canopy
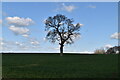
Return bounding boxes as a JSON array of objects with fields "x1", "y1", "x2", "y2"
[{"x1": 44, "y1": 14, "x2": 81, "y2": 56}]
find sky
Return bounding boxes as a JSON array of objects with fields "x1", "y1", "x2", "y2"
[
  {"x1": 2, "y1": 0, "x2": 120, "y2": 2},
  {"x1": 0, "y1": 2, "x2": 119, "y2": 53}
]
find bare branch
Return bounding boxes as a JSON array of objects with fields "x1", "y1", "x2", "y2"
[{"x1": 44, "y1": 14, "x2": 82, "y2": 53}]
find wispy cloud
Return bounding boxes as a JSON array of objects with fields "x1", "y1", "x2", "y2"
[
  {"x1": 0, "y1": 19, "x2": 2, "y2": 24},
  {"x1": 1, "y1": 38, "x2": 41, "y2": 51},
  {"x1": 0, "y1": 38, "x2": 4, "y2": 48},
  {"x1": 15, "y1": 42, "x2": 23, "y2": 46},
  {"x1": 28, "y1": 37, "x2": 40, "y2": 45},
  {"x1": 111, "y1": 32, "x2": 120, "y2": 39},
  {"x1": 22, "y1": 34, "x2": 29, "y2": 38},
  {"x1": 56, "y1": 3, "x2": 76, "y2": 12},
  {"x1": 9, "y1": 25, "x2": 29, "y2": 35},
  {"x1": 30, "y1": 41, "x2": 40, "y2": 45}
]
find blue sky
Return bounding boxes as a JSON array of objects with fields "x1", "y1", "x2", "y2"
[
  {"x1": 2, "y1": 0, "x2": 119, "y2": 2},
  {"x1": 1, "y1": 2, "x2": 118, "y2": 53}
]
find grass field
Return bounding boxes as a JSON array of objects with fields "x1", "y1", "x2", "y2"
[{"x1": 2, "y1": 53, "x2": 119, "y2": 78}]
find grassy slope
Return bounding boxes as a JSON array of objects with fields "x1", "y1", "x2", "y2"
[{"x1": 2, "y1": 54, "x2": 118, "y2": 78}]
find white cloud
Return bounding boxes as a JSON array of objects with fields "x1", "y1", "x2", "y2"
[
  {"x1": 0, "y1": 39, "x2": 12, "y2": 51},
  {"x1": 111, "y1": 32, "x2": 120, "y2": 39},
  {"x1": 0, "y1": 38, "x2": 5, "y2": 50},
  {"x1": 0, "y1": 38, "x2": 4, "y2": 46},
  {"x1": 9, "y1": 25, "x2": 29, "y2": 35},
  {"x1": 57, "y1": 3, "x2": 76, "y2": 12},
  {"x1": 88, "y1": 5, "x2": 96, "y2": 8},
  {"x1": 79, "y1": 24, "x2": 84, "y2": 26},
  {"x1": 6, "y1": 16, "x2": 34, "y2": 27},
  {"x1": 30, "y1": 41, "x2": 40, "y2": 45},
  {"x1": 28, "y1": 38, "x2": 40, "y2": 45},
  {"x1": 0, "y1": 38, "x2": 42, "y2": 52},
  {"x1": 6, "y1": 16, "x2": 35, "y2": 37},
  {"x1": 104, "y1": 44, "x2": 113, "y2": 49},
  {"x1": 0, "y1": 19, "x2": 2, "y2": 24},
  {"x1": 15, "y1": 42, "x2": 23, "y2": 46},
  {"x1": 0, "y1": 41, "x2": 4, "y2": 46},
  {"x1": 43, "y1": 38, "x2": 47, "y2": 41},
  {"x1": 22, "y1": 34, "x2": 29, "y2": 37},
  {"x1": 15, "y1": 40, "x2": 40, "y2": 50}
]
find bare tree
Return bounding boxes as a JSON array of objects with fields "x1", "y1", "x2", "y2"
[
  {"x1": 94, "y1": 48, "x2": 106, "y2": 54},
  {"x1": 44, "y1": 14, "x2": 81, "y2": 56}
]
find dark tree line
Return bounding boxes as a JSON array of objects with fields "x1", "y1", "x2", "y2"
[{"x1": 106, "y1": 46, "x2": 120, "y2": 54}]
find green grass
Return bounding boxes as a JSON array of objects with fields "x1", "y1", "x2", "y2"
[{"x1": 2, "y1": 54, "x2": 119, "y2": 78}]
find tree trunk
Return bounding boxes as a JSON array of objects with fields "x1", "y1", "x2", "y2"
[{"x1": 60, "y1": 44, "x2": 64, "y2": 56}]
